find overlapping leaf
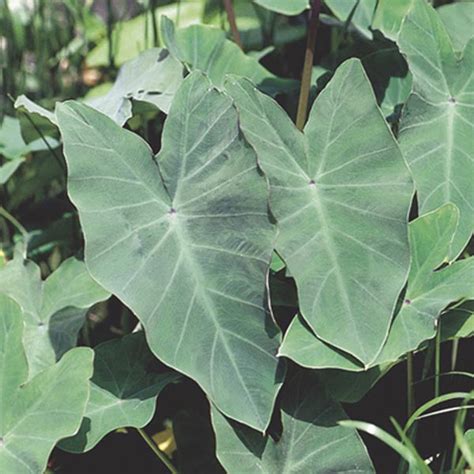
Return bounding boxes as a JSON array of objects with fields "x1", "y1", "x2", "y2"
[
  {"x1": 325, "y1": 0, "x2": 376, "y2": 39},
  {"x1": 398, "y1": 0, "x2": 474, "y2": 258},
  {"x1": 212, "y1": 373, "x2": 375, "y2": 473},
  {"x1": 161, "y1": 18, "x2": 296, "y2": 96},
  {"x1": 0, "y1": 254, "x2": 109, "y2": 377},
  {"x1": 56, "y1": 71, "x2": 283, "y2": 432},
  {"x1": 377, "y1": 204, "x2": 474, "y2": 363},
  {"x1": 60, "y1": 333, "x2": 179, "y2": 453},
  {"x1": 88, "y1": 48, "x2": 183, "y2": 125},
  {"x1": 0, "y1": 294, "x2": 93, "y2": 474},
  {"x1": 227, "y1": 58, "x2": 413, "y2": 366},
  {"x1": 280, "y1": 204, "x2": 473, "y2": 370}
]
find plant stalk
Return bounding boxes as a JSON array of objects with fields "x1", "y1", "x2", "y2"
[
  {"x1": 0, "y1": 206, "x2": 28, "y2": 243},
  {"x1": 435, "y1": 323, "x2": 441, "y2": 398},
  {"x1": 136, "y1": 428, "x2": 178, "y2": 474},
  {"x1": 223, "y1": 0, "x2": 242, "y2": 49},
  {"x1": 296, "y1": 0, "x2": 321, "y2": 131},
  {"x1": 407, "y1": 352, "x2": 415, "y2": 417}
]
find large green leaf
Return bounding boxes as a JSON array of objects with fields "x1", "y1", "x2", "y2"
[
  {"x1": 252, "y1": 0, "x2": 309, "y2": 15},
  {"x1": 161, "y1": 18, "x2": 296, "y2": 96},
  {"x1": 211, "y1": 373, "x2": 375, "y2": 473},
  {"x1": 56, "y1": 72, "x2": 283, "y2": 432},
  {"x1": 88, "y1": 48, "x2": 183, "y2": 125},
  {"x1": 60, "y1": 333, "x2": 179, "y2": 453},
  {"x1": 397, "y1": 0, "x2": 474, "y2": 258},
  {"x1": 0, "y1": 294, "x2": 93, "y2": 474},
  {"x1": 438, "y1": 3, "x2": 474, "y2": 52},
  {"x1": 0, "y1": 255, "x2": 109, "y2": 377},
  {"x1": 226, "y1": 58, "x2": 413, "y2": 366},
  {"x1": 377, "y1": 204, "x2": 474, "y2": 363}
]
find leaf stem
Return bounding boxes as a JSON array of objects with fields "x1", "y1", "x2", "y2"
[
  {"x1": 136, "y1": 428, "x2": 178, "y2": 474},
  {"x1": 0, "y1": 206, "x2": 28, "y2": 243},
  {"x1": 223, "y1": 0, "x2": 242, "y2": 49},
  {"x1": 407, "y1": 352, "x2": 415, "y2": 416},
  {"x1": 435, "y1": 324, "x2": 441, "y2": 398},
  {"x1": 296, "y1": 0, "x2": 321, "y2": 131}
]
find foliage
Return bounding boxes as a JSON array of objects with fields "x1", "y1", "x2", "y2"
[{"x1": 0, "y1": 0, "x2": 473, "y2": 472}]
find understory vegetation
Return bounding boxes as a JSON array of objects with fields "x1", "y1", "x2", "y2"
[{"x1": 0, "y1": 0, "x2": 473, "y2": 472}]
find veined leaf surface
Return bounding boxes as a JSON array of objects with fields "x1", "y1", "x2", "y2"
[
  {"x1": 0, "y1": 255, "x2": 109, "y2": 377},
  {"x1": 227, "y1": 59, "x2": 413, "y2": 365},
  {"x1": 0, "y1": 294, "x2": 93, "y2": 474},
  {"x1": 56, "y1": 72, "x2": 283, "y2": 432},
  {"x1": 398, "y1": 0, "x2": 474, "y2": 258},
  {"x1": 377, "y1": 204, "x2": 474, "y2": 363},
  {"x1": 211, "y1": 373, "x2": 375, "y2": 473},
  {"x1": 60, "y1": 333, "x2": 179, "y2": 453}
]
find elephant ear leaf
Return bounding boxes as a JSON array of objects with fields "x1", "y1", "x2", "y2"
[
  {"x1": 0, "y1": 294, "x2": 93, "y2": 474},
  {"x1": 398, "y1": 0, "x2": 474, "y2": 259},
  {"x1": 56, "y1": 71, "x2": 284, "y2": 432},
  {"x1": 0, "y1": 255, "x2": 109, "y2": 378},
  {"x1": 211, "y1": 373, "x2": 375, "y2": 473},
  {"x1": 226, "y1": 58, "x2": 412, "y2": 366},
  {"x1": 60, "y1": 333, "x2": 180, "y2": 453},
  {"x1": 378, "y1": 204, "x2": 474, "y2": 363}
]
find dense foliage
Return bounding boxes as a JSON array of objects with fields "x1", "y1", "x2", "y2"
[{"x1": 0, "y1": 0, "x2": 473, "y2": 473}]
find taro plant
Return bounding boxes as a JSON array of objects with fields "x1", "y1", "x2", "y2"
[{"x1": 0, "y1": 0, "x2": 473, "y2": 472}]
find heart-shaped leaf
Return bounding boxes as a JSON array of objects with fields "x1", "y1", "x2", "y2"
[
  {"x1": 88, "y1": 48, "x2": 183, "y2": 125},
  {"x1": 377, "y1": 204, "x2": 474, "y2": 363},
  {"x1": 398, "y1": 0, "x2": 474, "y2": 258},
  {"x1": 56, "y1": 71, "x2": 284, "y2": 432},
  {"x1": 0, "y1": 294, "x2": 93, "y2": 474},
  {"x1": 0, "y1": 255, "x2": 109, "y2": 377},
  {"x1": 161, "y1": 17, "x2": 296, "y2": 96},
  {"x1": 60, "y1": 332, "x2": 179, "y2": 453},
  {"x1": 325, "y1": 0, "x2": 377, "y2": 39},
  {"x1": 227, "y1": 58, "x2": 413, "y2": 366},
  {"x1": 211, "y1": 373, "x2": 375, "y2": 473}
]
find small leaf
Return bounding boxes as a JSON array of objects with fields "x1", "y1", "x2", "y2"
[
  {"x1": 15, "y1": 95, "x2": 58, "y2": 126},
  {"x1": 161, "y1": 17, "x2": 297, "y2": 96},
  {"x1": 56, "y1": 72, "x2": 284, "y2": 432},
  {"x1": 398, "y1": 0, "x2": 474, "y2": 258},
  {"x1": 88, "y1": 48, "x2": 183, "y2": 125},
  {"x1": 0, "y1": 294, "x2": 93, "y2": 474},
  {"x1": 60, "y1": 332, "x2": 179, "y2": 453},
  {"x1": 325, "y1": 0, "x2": 377, "y2": 39},
  {"x1": 440, "y1": 300, "x2": 474, "y2": 342},
  {"x1": 0, "y1": 255, "x2": 110, "y2": 377},
  {"x1": 378, "y1": 204, "x2": 474, "y2": 363},
  {"x1": 227, "y1": 59, "x2": 413, "y2": 365},
  {"x1": 212, "y1": 373, "x2": 375, "y2": 473}
]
